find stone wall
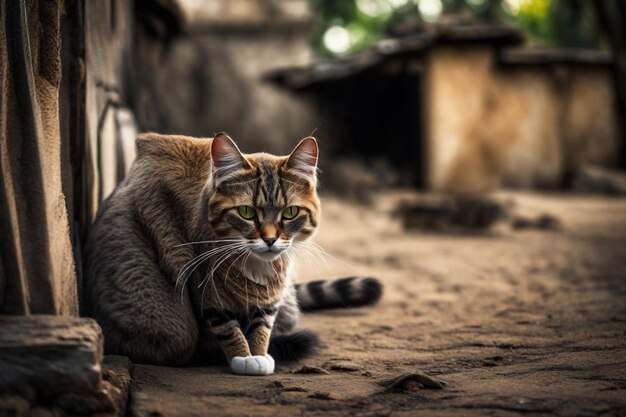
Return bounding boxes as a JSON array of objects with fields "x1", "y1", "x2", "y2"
[{"x1": 426, "y1": 46, "x2": 619, "y2": 192}]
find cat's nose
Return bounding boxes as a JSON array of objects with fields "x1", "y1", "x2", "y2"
[{"x1": 262, "y1": 237, "x2": 277, "y2": 247}]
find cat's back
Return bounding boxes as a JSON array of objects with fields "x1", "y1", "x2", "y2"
[
  {"x1": 87, "y1": 133, "x2": 213, "y2": 232},
  {"x1": 83, "y1": 134, "x2": 213, "y2": 311},
  {"x1": 130, "y1": 133, "x2": 213, "y2": 186}
]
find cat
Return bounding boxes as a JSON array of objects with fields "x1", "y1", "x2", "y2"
[{"x1": 82, "y1": 133, "x2": 382, "y2": 375}]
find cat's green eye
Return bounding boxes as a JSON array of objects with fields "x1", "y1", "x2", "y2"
[
  {"x1": 282, "y1": 206, "x2": 299, "y2": 220},
  {"x1": 238, "y1": 205, "x2": 256, "y2": 220}
]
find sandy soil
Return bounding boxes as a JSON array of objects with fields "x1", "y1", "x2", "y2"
[{"x1": 129, "y1": 192, "x2": 626, "y2": 417}]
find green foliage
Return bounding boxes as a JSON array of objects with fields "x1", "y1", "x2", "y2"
[
  {"x1": 311, "y1": 0, "x2": 421, "y2": 56},
  {"x1": 311, "y1": 0, "x2": 602, "y2": 57},
  {"x1": 514, "y1": 0, "x2": 600, "y2": 47}
]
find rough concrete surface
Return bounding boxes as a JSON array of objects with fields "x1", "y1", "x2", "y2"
[
  {"x1": 0, "y1": 316, "x2": 103, "y2": 395},
  {"x1": 129, "y1": 192, "x2": 626, "y2": 417},
  {"x1": 0, "y1": 341, "x2": 132, "y2": 417}
]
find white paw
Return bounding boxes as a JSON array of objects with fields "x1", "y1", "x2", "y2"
[{"x1": 230, "y1": 355, "x2": 275, "y2": 375}]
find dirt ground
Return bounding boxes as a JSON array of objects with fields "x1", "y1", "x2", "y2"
[{"x1": 128, "y1": 192, "x2": 626, "y2": 417}]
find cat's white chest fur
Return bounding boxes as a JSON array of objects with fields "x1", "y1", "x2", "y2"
[
  {"x1": 242, "y1": 257, "x2": 294, "y2": 288},
  {"x1": 242, "y1": 257, "x2": 276, "y2": 286}
]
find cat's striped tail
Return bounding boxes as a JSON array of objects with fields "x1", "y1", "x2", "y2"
[{"x1": 296, "y1": 277, "x2": 383, "y2": 311}]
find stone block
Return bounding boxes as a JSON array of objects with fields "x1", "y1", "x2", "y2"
[
  {"x1": 0, "y1": 315, "x2": 103, "y2": 396},
  {"x1": 84, "y1": 355, "x2": 133, "y2": 416}
]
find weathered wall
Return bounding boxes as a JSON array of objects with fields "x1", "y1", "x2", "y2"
[
  {"x1": 134, "y1": 0, "x2": 318, "y2": 154},
  {"x1": 84, "y1": 0, "x2": 138, "y2": 217},
  {"x1": 426, "y1": 46, "x2": 620, "y2": 192},
  {"x1": 0, "y1": 0, "x2": 143, "y2": 315},
  {"x1": 0, "y1": 0, "x2": 77, "y2": 315}
]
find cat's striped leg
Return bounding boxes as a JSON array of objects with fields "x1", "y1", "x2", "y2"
[
  {"x1": 205, "y1": 308, "x2": 274, "y2": 375},
  {"x1": 247, "y1": 305, "x2": 278, "y2": 356},
  {"x1": 230, "y1": 305, "x2": 278, "y2": 375},
  {"x1": 205, "y1": 309, "x2": 250, "y2": 358}
]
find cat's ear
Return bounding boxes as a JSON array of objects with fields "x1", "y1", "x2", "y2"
[
  {"x1": 286, "y1": 137, "x2": 318, "y2": 179},
  {"x1": 211, "y1": 133, "x2": 250, "y2": 181}
]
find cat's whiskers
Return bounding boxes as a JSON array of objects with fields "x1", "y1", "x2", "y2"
[
  {"x1": 198, "y1": 248, "x2": 236, "y2": 289},
  {"x1": 242, "y1": 252, "x2": 251, "y2": 313},
  {"x1": 172, "y1": 238, "x2": 240, "y2": 248},
  {"x1": 225, "y1": 251, "x2": 252, "y2": 313},
  {"x1": 200, "y1": 245, "x2": 249, "y2": 311},
  {"x1": 283, "y1": 241, "x2": 332, "y2": 278},
  {"x1": 175, "y1": 250, "x2": 217, "y2": 297},
  {"x1": 223, "y1": 249, "x2": 250, "y2": 289},
  {"x1": 287, "y1": 244, "x2": 310, "y2": 262},
  {"x1": 310, "y1": 241, "x2": 357, "y2": 270},
  {"x1": 296, "y1": 241, "x2": 329, "y2": 265},
  {"x1": 201, "y1": 246, "x2": 246, "y2": 289},
  {"x1": 288, "y1": 243, "x2": 317, "y2": 265},
  {"x1": 177, "y1": 242, "x2": 241, "y2": 278},
  {"x1": 286, "y1": 246, "x2": 320, "y2": 278},
  {"x1": 285, "y1": 248, "x2": 298, "y2": 264},
  {"x1": 176, "y1": 242, "x2": 245, "y2": 301},
  {"x1": 176, "y1": 242, "x2": 242, "y2": 288},
  {"x1": 302, "y1": 241, "x2": 330, "y2": 264},
  {"x1": 296, "y1": 240, "x2": 369, "y2": 276},
  {"x1": 265, "y1": 263, "x2": 278, "y2": 301}
]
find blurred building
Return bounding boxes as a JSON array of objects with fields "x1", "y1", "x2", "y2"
[
  {"x1": 271, "y1": 21, "x2": 620, "y2": 192},
  {"x1": 0, "y1": 2, "x2": 623, "y2": 413},
  {"x1": 135, "y1": 0, "x2": 319, "y2": 154}
]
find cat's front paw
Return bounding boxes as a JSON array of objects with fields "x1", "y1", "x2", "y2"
[{"x1": 230, "y1": 355, "x2": 275, "y2": 375}]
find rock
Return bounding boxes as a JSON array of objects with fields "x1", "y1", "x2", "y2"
[
  {"x1": 0, "y1": 316, "x2": 104, "y2": 396},
  {"x1": 328, "y1": 364, "x2": 361, "y2": 372},
  {"x1": 572, "y1": 166, "x2": 626, "y2": 195},
  {"x1": 102, "y1": 355, "x2": 133, "y2": 416},
  {"x1": 510, "y1": 213, "x2": 561, "y2": 230},
  {"x1": 394, "y1": 195, "x2": 508, "y2": 232},
  {"x1": 281, "y1": 386, "x2": 308, "y2": 392},
  {"x1": 55, "y1": 380, "x2": 120, "y2": 414},
  {"x1": 292, "y1": 365, "x2": 330, "y2": 375},
  {"x1": 308, "y1": 392, "x2": 334, "y2": 400},
  {"x1": 54, "y1": 356, "x2": 132, "y2": 416},
  {"x1": 378, "y1": 372, "x2": 447, "y2": 391},
  {"x1": 265, "y1": 381, "x2": 309, "y2": 392}
]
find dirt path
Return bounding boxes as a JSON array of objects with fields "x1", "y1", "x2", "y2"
[{"x1": 129, "y1": 192, "x2": 626, "y2": 417}]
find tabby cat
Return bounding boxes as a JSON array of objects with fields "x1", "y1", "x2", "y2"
[{"x1": 83, "y1": 133, "x2": 382, "y2": 375}]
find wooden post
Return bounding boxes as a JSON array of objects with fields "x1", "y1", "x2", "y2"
[{"x1": 592, "y1": 0, "x2": 626, "y2": 167}]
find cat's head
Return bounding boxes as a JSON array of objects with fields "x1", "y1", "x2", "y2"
[{"x1": 207, "y1": 133, "x2": 320, "y2": 262}]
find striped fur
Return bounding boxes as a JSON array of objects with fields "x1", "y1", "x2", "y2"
[
  {"x1": 296, "y1": 277, "x2": 383, "y2": 311},
  {"x1": 83, "y1": 133, "x2": 383, "y2": 373},
  {"x1": 204, "y1": 305, "x2": 279, "y2": 360}
]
